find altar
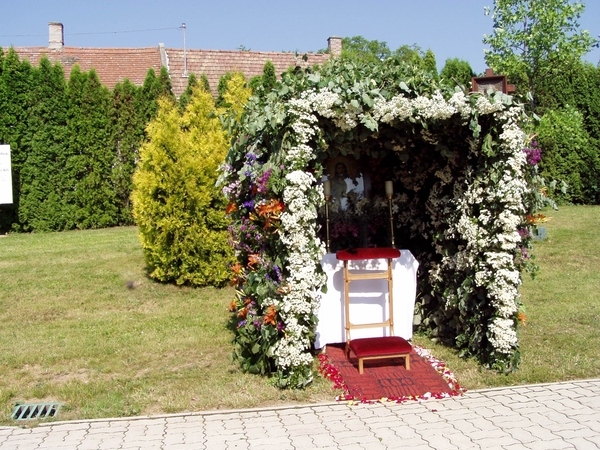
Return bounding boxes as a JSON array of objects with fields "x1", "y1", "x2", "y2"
[{"x1": 314, "y1": 250, "x2": 419, "y2": 349}]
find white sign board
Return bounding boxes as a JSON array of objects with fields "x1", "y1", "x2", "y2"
[{"x1": 0, "y1": 145, "x2": 13, "y2": 204}]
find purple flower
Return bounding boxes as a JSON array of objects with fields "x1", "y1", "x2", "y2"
[
  {"x1": 523, "y1": 143, "x2": 542, "y2": 166},
  {"x1": 274, "y1": 265, "x2": 282, "y2": 282},
  {"x1": 256, "y1": 168, "x2": 272, "y2": 193},
  {"x1": 242, "y1": 199, "x2": 255, "y2": 209},
  {"x1": 277, "y1": 322, "x2": 285, "y2": 332}
]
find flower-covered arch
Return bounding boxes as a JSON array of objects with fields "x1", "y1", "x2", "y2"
[{"x1": 219, "y1": 59, "x2": 537, "y2": 388}]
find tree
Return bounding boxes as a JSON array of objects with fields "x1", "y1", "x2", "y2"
[
  {"x1": 262, "y1": 60, "x2": 278, "y2": 92},
  {"x1": 216, "y1": 71, "x2": 234, "y2": 108},
  {"x1": 341, "y1": 36, "x2": 392, "y2": 63},
  {"x1": 110, "y1": 79, "x2": 144, "y2": 224},
  {"x1": 157, "y1": 66, "x2": 175, "y2": 101},
  {"x1": 423, "y1": 49, "x2": 439, "y2": 79},
  {"x1": 221, "y1": 72, "x2": 252, "y2": 121},
  {"x1": 199, "y1": 73, "x2": 211, "y2": 94},
  {"x1": 534, "y1": 59, "x2": 600, "y2": 144},
  {"x1": 131, "y1": 89, "x2": 235, "y2": 287},
  {"x1": 440, "y1": 58, "x2": 475, "y2": 91},
  {"x1": 178, "y1": 73, "x2": 198, "y2": 111},
  {"x1": 393, "y1": 44, "x2": 424, "y2": 67},
  {"x1": 250, "y1": 61, "x2": 279, "y2": 98},
  {"x1": 65, "y1": 67, "x2": 117, "y2": 229},
  {"x1": 536, "y1": 107, "x2": 600, "y2": 203},
  {"x1": 483, "y1": 0, "x2": 599, "y2": 110},
  {"x1": 137, "y1": 68, "x2": 174, "y2": 126},
  {"x1": 18, "y1": 57, "x2": 68, "y2": 231},
  {"x1": 0, "y1": 48, "x2": 33, "y2": 231}
]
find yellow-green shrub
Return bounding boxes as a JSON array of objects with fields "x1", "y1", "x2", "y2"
[{"x1": 131, "y1": 87, "x2": 234, "y2": 286}]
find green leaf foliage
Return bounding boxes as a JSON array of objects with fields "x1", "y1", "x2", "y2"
[
  {"x1": 216, "y1": 72, "x2": 234, "y2": 108},
  {"x1": 65, "y1": 68, "x2": 118, "y2": 229},
  {"x1": 0, "y1": 50, "x2": 172, "y2": 232},
  {"x1": 423, "y1": 49, "x2": 439, "y2": 80},
  {"x1": 262, "y1": 60, "x2": 278, "y2": 92},
  {"x1": 18, "y1": 57, "x2": 69, "y2": 231},
  {"x1": 536, "y1": 107, "x2": 600, "y2": 203},
  {"x1": 341, "y1": 36, "x2": 392, "y2": 63},
  {"x1": 178, "y1": 73, "x2": 198, "y2": 112},
  {"x1": 131, "y1": 88, "x2": 236, "y2": 287},
  {"x1": 0, "y1": 48, "x2": 33, "y2": 231},
  {"x1": 110, "y1": 79, "x2": 145, "y2": 225},
  {"x1": 440, "y1": 58, "x2": 475, "y2": 91},
  {"x1": 483, "y1": 0, "x2": 599, "y2": 110},
  {"x1": 393, "y1": 44, "x2": 425, "y2": 68}
]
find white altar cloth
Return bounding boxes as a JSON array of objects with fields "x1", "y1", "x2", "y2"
[{"x1": 314, "y1": 250, "x2": 419, "y2": 349}]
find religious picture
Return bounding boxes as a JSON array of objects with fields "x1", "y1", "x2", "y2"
[
  {"x1": 324, "y1": 156, "x2": 363, "y2": 211},
  {"x1": 331, "y1": 162, "x2": 349, "y2": 209}
]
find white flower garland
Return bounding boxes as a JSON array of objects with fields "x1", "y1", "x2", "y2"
[{"x1": 272, "y1": 93, "x2": 328, "y2": 373}]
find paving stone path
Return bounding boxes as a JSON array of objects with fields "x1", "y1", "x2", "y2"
[{"x1": 1, "y1": 378, "x2": 599, "y2": 449}]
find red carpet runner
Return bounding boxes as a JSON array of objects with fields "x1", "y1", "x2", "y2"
[{"x1": 319, "y1": 343, "x2": 465, "y2": 403}]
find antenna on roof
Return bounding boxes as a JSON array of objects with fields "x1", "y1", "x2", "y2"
[{"x1": 182, "y1": 23, "x2": 188, "y2": 78}]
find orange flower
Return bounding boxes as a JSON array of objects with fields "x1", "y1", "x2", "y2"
[
  {"x1": 526, "y1": 213, "x2": 548, "y2": 225},
  {"x1": 255, "y1": 199, "x2": 285, "y2": 230},
  {"x1": 247, "y1": 254, "x2": 261, "y2": 270},
  {"x1": 264, "y1": 305, "x2": 277, "y2": 326},
  {"x1": 277, "y1": 284, "x2": 291, "y2": 295},
  {"x1": 226, "y1": 202, "x2": 237, "y2": 214},
  {"x1": 237, "y1": 307, "x2": 248, "y2": 319},
  {"x1": 256, "y1": 199, "x2": 285, "y2": 218},
  {"x1": 228, "y1": 300, "x2": 238, "y2": 312},
  {"x1": 230, "y1": 264, "x2": 244, "y2": 286},
  {"x1": 518, "y1": 312, "x2": 527, "y2": 325}
]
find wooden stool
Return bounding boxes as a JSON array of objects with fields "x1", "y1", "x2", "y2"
[{"x1": 336, "y1": 247, "x2": 411, "y2": 374}]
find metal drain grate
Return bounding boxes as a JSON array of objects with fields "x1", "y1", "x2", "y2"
[{"x1": 11, "y1": 402, "x2": 61, "y2": 420}]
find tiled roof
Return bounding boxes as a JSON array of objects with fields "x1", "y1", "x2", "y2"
[
  {"x1": 165, "y1": 48, "x2": 331, "y2": 97},
  {"x1": 11, "y1": 46, "x2": 162, "y2": 89},
  {"x1": 10, "y1": 45, "x2": 331, "y2": 98}
]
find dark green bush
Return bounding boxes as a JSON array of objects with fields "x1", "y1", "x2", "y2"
[{"x1": 537, "y1": 107, "x2": 600, "y2": 204}]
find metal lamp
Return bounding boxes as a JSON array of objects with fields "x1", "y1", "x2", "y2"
[
  {"x1": 324, "y1": 180, "x2": 331, "y2": 253},
  {"x1": 385, "y1": 180, "x2": 396, "y2": 248}
]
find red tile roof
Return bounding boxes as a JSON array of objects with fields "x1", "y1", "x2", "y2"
[
  {"x1": 10, "y1": 45, "x2": 331, "y2": 98},
  {"x1": 11, "y1": 46, "x2": 162, "y2": 89},
  {"x1": 166, "y1": 48, "x2": 331, "y2": 97}
]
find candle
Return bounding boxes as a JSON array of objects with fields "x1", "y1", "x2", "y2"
[
  {"x1": 323, "y1": 180, "x2": 331, "y2": 196},
  {"x1": 385, "y1": 180, "x2": 393, "y2": 196}
]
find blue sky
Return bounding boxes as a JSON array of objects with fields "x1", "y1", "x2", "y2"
[{"x1": 1, "y1": 0, "x2": 599, "y2": 74}]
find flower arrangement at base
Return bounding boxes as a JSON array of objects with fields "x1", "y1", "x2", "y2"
[{"x1": 219, "y1": 57, "x2": 544, "y2": 387}]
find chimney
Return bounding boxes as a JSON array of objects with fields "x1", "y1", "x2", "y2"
[
  {"x1": 49, "y1": 22, "x2": 64, "y2": 49},
  {"x1": 327, "y1": 36, "x2": 342, "y2": 57}
]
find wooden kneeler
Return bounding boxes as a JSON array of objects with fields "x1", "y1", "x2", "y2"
[{"x1": 336, "y1": 247, "x2": 412, "y2": 374}]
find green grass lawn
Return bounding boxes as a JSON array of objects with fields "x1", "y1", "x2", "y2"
[
  {"x1": 1, "y1": 206, "x2": 599, "y2": 424},
  {"x1": 0, "y1": 227, "x2": 336, "y2": 424}
]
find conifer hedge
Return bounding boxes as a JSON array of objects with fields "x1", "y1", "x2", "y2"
[{"x1": 0, "y1": 49, "x2": 179, "y2": 233}]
